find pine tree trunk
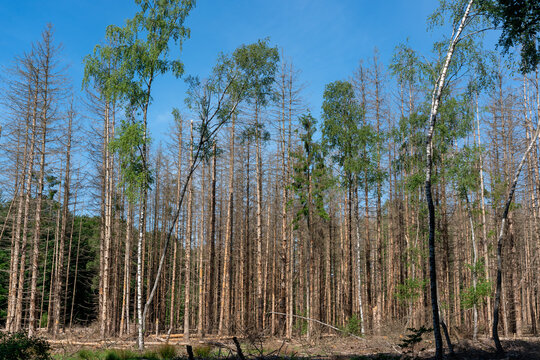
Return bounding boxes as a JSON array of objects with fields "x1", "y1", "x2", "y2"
[
  {"x1": 53, "y1": 110, "x2": 72, "y2": 337},
  {"x1": 207, "y1": 143, "x2": 217, "y2": 333},
  {"x1": 219, "y1": 116, "x2": 235, "y2": 336},
  {"x1": 183, "y1": 121, "x2": 194, "y2": 341}
]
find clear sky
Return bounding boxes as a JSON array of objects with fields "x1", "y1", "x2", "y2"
[{"x1": 0, "y1": 0, "x2": 441, "y2": 143}]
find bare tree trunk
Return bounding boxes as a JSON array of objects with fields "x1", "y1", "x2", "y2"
[
  {"x1": 101, "y1": 99, "x2": 114, "y2": 338},
  {"x1": 197, "y1": 162, "x2": 206, "y2": 337},
  {"x1": 52, "y1": 108, "x2": 72, "y2": 337},
  {"x1": 475, "y1": 87, "x2": 491, "y2": 328},
  {"x1": 69, "y1": 215, "x2": 82, "y2": 330},
  {"x1": 464, "y1": 193, "x2": 478, "y2": 340},
  {"x1": 354, "y1": 189, "x2": 365, "y2": 335},
  {"x1": 168, "y1": 118, "x2": 183, "y2": 334},
  {"x1": 48, "y1": 166, "x2": 63, "y2": 332},
  {"x1": 39, "y1": 229, "x2": 50, "y2": 329},
  {"x1": 207, "y1": 143, "x2": 217, "y2": 334},
  {"x1": 219, "y1": 115, "x2": 235, "y2": 336},
  {"x1": 62, "y1": 181, "x2": 78, "y2": 332},
  {"x1": 183, "y1": 122, "x2": 194, "y2": 341},
  {"x1": 255, "y1": 101, "x2": 264, "y2": 331}
]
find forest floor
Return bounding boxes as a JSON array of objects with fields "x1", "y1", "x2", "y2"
[{"x1": 43, "y1": 328, "x2": 540, "y2": 359}]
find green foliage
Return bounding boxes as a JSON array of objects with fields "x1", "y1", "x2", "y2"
[
  {"x1": 83, "y1": 0, "x2": 196, "y2": 104},
  {"x1": 0, "y1": 332, "x2": 51, "y2": 360},
  {"x1": 461, "y1": 279, "x2": 492, "y2": 309},
  {"x1": 461, "y1": 260, "x2": 492, "y2": 309},
  {"x1": 190, "y1": 38, "x2": 278, "y2": 114},
  {"x1": 231, "y1": 38, "x2": 279, "y2": 106},
  {"x1": 345, "y1": 314, "x2": 362, "y2": 336},
  {"x1": 390, "y1": 41, "x2": 421, "y2": 86},
  {"x1": 71, "y1": 348, "x2": 149, "y2": 360},
  {"x1": 184, "y1": 38, "x2": 279, "y2": 161},
  {"x1": 193, "y1": 344, "x2": 213, "y2": 358},
  {"x1": 104, "y1": 350, "x2": 121, "y2": 360},
  {"x1": 84, "y1": 0, "x2": 196, "y2": 206},
  {"x1": 140, "y1": 350, "x2": 159, "y2": 360},
  {"x1": 398, "y1": 326, "x2": 432, "y2": 352},
  {"x1": 40, "y1": 312, "x2": 48, "y2": 329},
  {"x1": 480, "y1": 0, "x2": 540, "y2": 73},
  {"x1": 292, "y1": 310, "x2": 308, "y2": 335},
  {"x1": 109, "y1": 120, "x2": 154, "y2": 203},
  {"x1": 465, "y1": 259, "x2": 487, "y2": 278},
  {"x1": 290, "y1": 113, "x2": 330, "y2": 228},
  {"x1": 448, "y1": 144, "x2": 481, "y2": 198},
  {"x1": 395, "y1": 277, "x2": 426, "y2": 303},
  {"x1": 322, "y1": 80, "x2": 369, "y2": 185},
  {"x1": 156, "y1": 344, "x2": 176, "y2": 359},
  {"x1": 0, "y1": 198, "x2": 100, "y2": 328},
  {"x1": 75, "y1": 349, "x2": 94, "y2": 360}
]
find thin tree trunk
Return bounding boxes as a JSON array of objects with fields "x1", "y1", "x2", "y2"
[
  {"x1": 69, "y1": 216, "x2": 83, "y2": 330},
  {"x1": 183, "y1": 121, "x2": 194, "y2": 341},
  {"x1": 197, "y1": 162, "x2": 206, "y2": 337},
  {"x1": 120, "y1": 202, "x2": 133, "y2": 336},
  {"x1": 207, "y1": 143, "x2": 217, "y2": 334},
  {"x1": 475, "y1": 87, "x2": 491, "y2": 328},
  {"x1": 40, "y1": 229, "x2": 50, "y2": 329},
  {"x1": 464, "y1": 193, "x2": 479, "y2": 340},
  {"x1": 53, "y1": 110, "x2": 72, "y2": 336},
  {"x1": 219, "y1": 116, "x2": 235, "y2": 336},
  {"x1": 255, "y1": 101, "x2": 264, "y2": 331},
  {"x1": 62, "y1": 184, "x2": 77, "y2": 332},
  {"x1": 48, "y1": 167, "x2": 63, "y2": 332}
]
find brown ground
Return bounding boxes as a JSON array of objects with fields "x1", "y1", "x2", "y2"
[{"x1": 43, "y1": 327, "x2": 540, "y2": 359}]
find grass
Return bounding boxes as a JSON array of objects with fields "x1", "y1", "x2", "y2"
[
  {"x1": 54, "y1": 347, "x2": 172, "y2": 360},
  {"x1": 193, "y1": 344, "x2": 213, "y2": 358},
  {"x1": 156, "y1": 344, "x2": 176, "y2": 359}
]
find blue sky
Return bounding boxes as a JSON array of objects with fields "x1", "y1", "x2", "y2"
[{"x1": 0, "y1": 0, "x2": 441, "y2": 143}]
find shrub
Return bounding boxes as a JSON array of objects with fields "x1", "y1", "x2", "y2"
[
  {"x1": 345, "y1": 314, "x2": 362, "y2": 336},
  {"x1": 0, "y1": 332, "x2": 51, "y2": 360},
  {"x1": 398, "y1": 326, "x2": 432, "y2": 354}
]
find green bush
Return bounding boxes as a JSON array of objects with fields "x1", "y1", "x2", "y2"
[
  {"x1": 345, "y1": 314, "x2": 362, "y2": 336},
  {"x1": 398, "y1": 326, "x2": 432, "y2": 353},
  {"x1": 0, "y1": 332, "x2": 51, "y2": 360}
]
